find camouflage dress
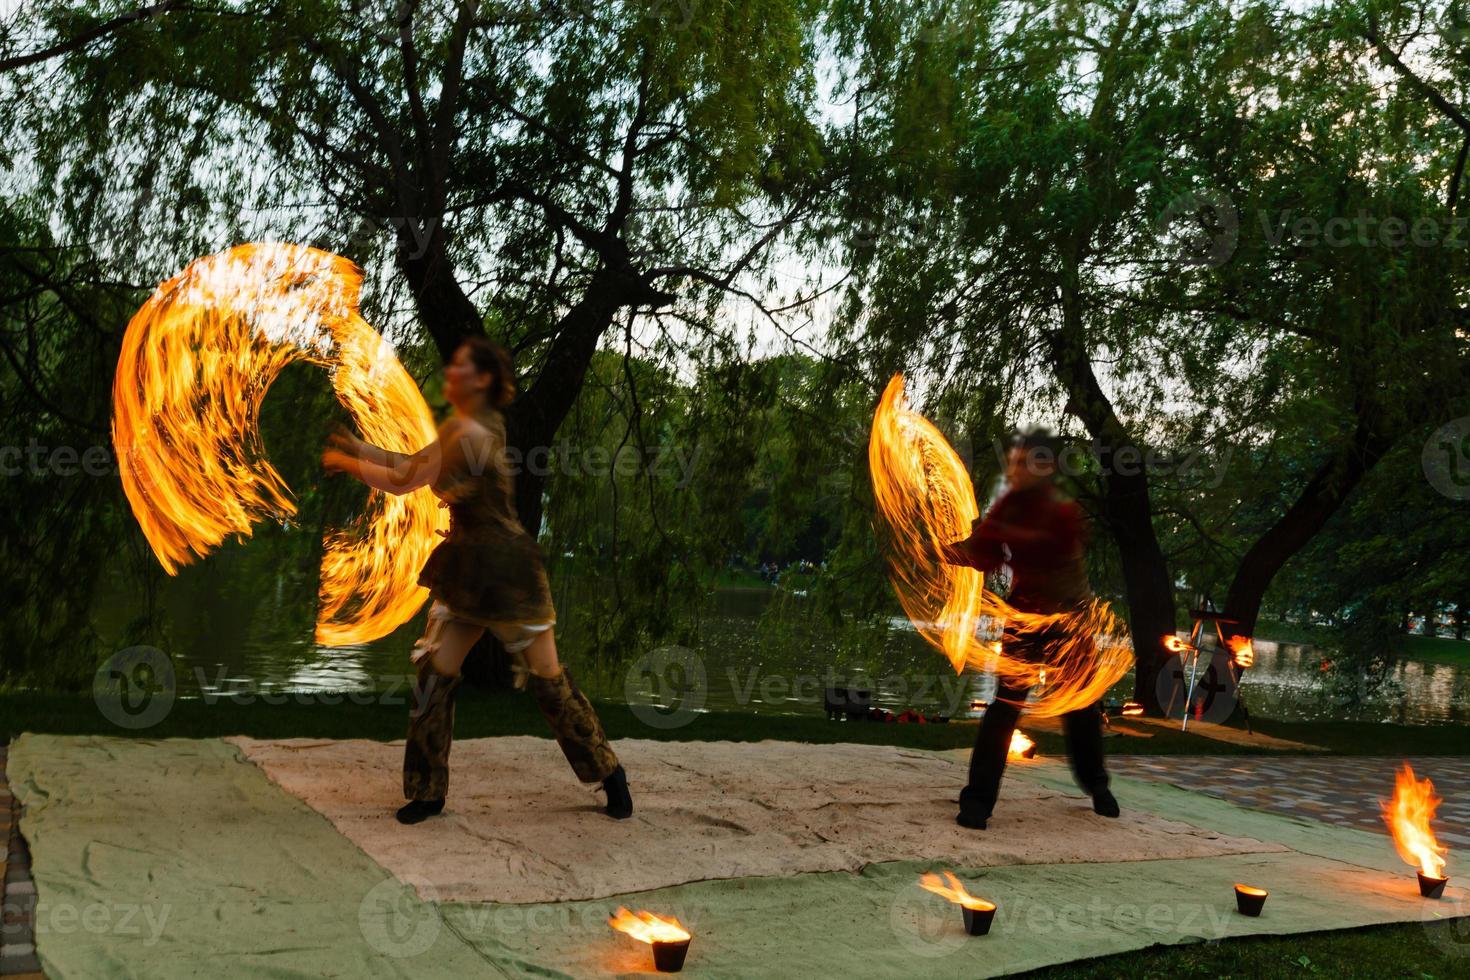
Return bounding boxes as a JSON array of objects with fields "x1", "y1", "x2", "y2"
[
  {"x1": 415, "y1": 407, "x2": 555, "y2": 626},
  {"x1": 403, "y1": 407, "x2": 619, "y2": 803}
]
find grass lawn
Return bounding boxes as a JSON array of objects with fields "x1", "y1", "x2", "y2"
[
  {"x1": 1397, "y1": 633, "x2": 1470, "y2": 667},
  {"x1": 1024, "y1": 920, "x2": 1469, "y2": 978},
  {"x1": 3, "y1": 690, "x2": 1468, "y2": 756},
  {"x1": 1257, "y1": 618, "x2": 1470, "y2": 668}
]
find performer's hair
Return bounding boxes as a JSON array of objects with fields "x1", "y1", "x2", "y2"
[
  {"x1": 459, "y1": 335, "x2": 516, "y2": 408},
  {"x1": 1009, "y1": 427, "x2": 1065, "y2": 472}
]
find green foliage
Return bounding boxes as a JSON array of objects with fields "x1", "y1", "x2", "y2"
[
  {"x1": 824, "y1": 0, "x2": 1469, "y2": 645},
  {"x1": 2, "y1": 0, "x2": 1468, "y2": 698}
]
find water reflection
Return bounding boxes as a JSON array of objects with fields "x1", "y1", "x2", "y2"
[{"x1": 94, "y1": 570, "x2": 1469, "y2": 724}]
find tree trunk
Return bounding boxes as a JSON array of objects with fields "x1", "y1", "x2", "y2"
[
  {"x1": 396, "y1": 228, "x2": 486, "y2": 359},
  {"x1": 1221, "y1": 411, "x2": 1396, "y2": 645},
  {"x1": 506, "y1": 268, "x2": 673, "y2": 538},
  {"x1": 1047, "y1": 276, "x2": 1175, "y2": 715},
  {"x1": 1100, "y1": 459, "x2": 1178, "y2": 714}
]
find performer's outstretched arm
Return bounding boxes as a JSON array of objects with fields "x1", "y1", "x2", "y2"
[
  {"x1": 327, "y1": 427, "x2": 411, "y2": 469},
  {"x1": 324, "y1": 432, "x2": 447, "y2": 495}
]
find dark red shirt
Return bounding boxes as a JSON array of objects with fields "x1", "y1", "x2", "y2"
[{"x1": 960, "y1": 484, "x2": 1092, "y2": 614}]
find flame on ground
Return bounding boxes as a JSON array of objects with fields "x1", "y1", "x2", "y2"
[
  {"x1": 1008, "y1": 731, "x2": 1035, "y2": 758},
  {"x1": 868, "y1": 374, "x2": 1132, "y2": 718},
  {"x1": 1381, "y1": 763, "x2": 1449, "y2": 878},
  {"x1": 918, "y1": 871, "x2": 995, "y2": 911},
  {"x1": 607, "y1": 907, "x2": 691, "y2": 944},
  {"x1": 111, "y1": 243, "x2": 447, "y2": 645}
]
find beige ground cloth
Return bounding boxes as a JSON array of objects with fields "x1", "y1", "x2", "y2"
[{"x1": 227, "y1": 736, "x2": 1286, "y2": 904}]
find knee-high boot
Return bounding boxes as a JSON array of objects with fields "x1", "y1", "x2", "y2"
[
  {"x1": 403, "y1": 661, "x2": 463, "y2": 801},
  {"x1": 528, "y1": 667, "x2": 620, "y2": 783}
]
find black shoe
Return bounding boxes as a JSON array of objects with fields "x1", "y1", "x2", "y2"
[
  {"x1": 600, "y1": 765, "x2": 633, "y2": 819},
  {"x1": 1091, "y1": 788, "x2": 1120, "y2": 818},
  {"x1": 396, "y1": 798, "x2": 445, "y2": 824},
  {"x1": 956, "y1": 810, "x2": 988, "y2": 830}
]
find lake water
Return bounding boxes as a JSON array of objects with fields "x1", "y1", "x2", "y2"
[{"x1": 92, "y1": 566, "x2": 1470, "y2": 725}]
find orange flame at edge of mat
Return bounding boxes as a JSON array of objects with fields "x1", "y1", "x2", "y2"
[{"x1": 1381, "y1": 763, "x2": 1449, "y2": 879}]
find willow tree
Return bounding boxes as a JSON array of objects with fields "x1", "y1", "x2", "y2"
[
  {"x1": 1156, "y1": 0, "x2": 1470, "y2": 643},
  {"x1": 8, "y1": 0, "x2": 831, "y2": 539},
  {"x1": 835, "y1": 0, "x2": 1468, "y2": 712},
  {"x1": 0, "y1": 0, "x2": 843, "y2": 683}
]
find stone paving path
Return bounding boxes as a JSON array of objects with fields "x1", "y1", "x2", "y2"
[
  {"x1": 1108, "y1": 755, "x2": 1470, "y2": 848},
  {"x1": 1, "y1": 744, "x2": 42, "y2": 978}
]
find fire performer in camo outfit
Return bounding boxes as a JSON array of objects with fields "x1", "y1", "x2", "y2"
[{"x1": 322, "y1": 336, "x2": 632, "y2": 824}]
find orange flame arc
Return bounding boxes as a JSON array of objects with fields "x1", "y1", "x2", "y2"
[
  {"x1": 111, "y1": 243, "x2": 447, "y2": 645},
  {"x1": 607, "y1": 907, "x2": 691, "y2": 944},
  {"x1": 918, "y1": 871, "x2": 995, "y2": 911},
  {"x1": 868, "y1": 374, "x2": 1133, "y2": 718},
  {"x1": 867, "y1": 373, "x2": 984, "y2": 673},
  {"x1": 1381, "y1": 763, "x2": 1448, "y2": 878}
]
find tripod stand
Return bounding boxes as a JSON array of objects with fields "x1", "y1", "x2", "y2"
[{"x1": 1163, "y1": 609, "x2": 1254, "y2": 733}]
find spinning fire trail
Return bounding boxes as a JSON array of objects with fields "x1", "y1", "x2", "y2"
[
  {"x1": 111, "y1": 243, "x2": 447, "y2": 645},
  {"x1": 867, "y1": 374, "x2": 1132, "y2": 718}
]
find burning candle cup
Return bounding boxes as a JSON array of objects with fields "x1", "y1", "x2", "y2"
[
  {"x1": 1234, "y1": 884, "x2": 1268, "y2": 917},
  {"x1": 1418, "y1": 872, "x2": 1449, "y2": 899},
  {"x1": 608, "y1": 907, "x2": 693, "y2": 973},
  {"x1": 651, "y1": 938, "x2": 692, "y2": 972},
  {"x1": 961, "y1": 902, "x2": 998, "y2": 936},
  {"x1": 1380, "y1": 763, "x2": 1451, "y2": 901},
  {"x1": 919, "y1": 871, "x2": 998, "y2": 936}
]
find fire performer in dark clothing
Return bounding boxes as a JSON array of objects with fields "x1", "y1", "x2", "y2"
[{"x1": 942, "y1": 432, "x2": 1118, "y2": 829}]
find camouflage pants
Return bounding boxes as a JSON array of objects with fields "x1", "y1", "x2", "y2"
[
  {"x1": 402, "y1": 663, "x2": 619, "y2": 801},
  {"x1": 528, "y1": 668, "x2": 620, "y2": 784},
  {"x1": 403, "y1": 661, "x2": 464, "y2": 801}
]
